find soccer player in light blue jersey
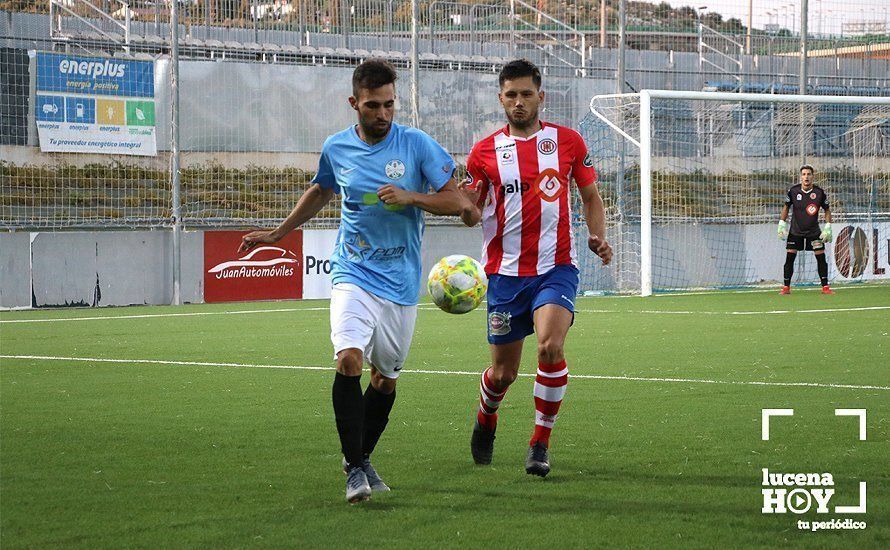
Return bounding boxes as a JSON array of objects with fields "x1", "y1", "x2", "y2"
[{"x1": 240, "y1": 60, "x2": 469, "y2": 503}]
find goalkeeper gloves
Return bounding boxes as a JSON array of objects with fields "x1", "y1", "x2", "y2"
[
  {"x1": 820, "y1": 223, "x2": 832, "y2": 243},
  {"x1": 777, "y1": 220, "x2": 788, "y2": 240}
]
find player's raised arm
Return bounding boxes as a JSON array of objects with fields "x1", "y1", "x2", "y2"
[{"x1": 240, "y1": 183, "x2": 335, "y2": 252}]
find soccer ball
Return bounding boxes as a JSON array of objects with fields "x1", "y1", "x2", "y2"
[{"x1": 427, "y1": 255, "x2": 488, "y2": 314}]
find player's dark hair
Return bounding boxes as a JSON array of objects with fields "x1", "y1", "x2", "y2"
[
  {"x1": 499, "y1": 59, "x2": 542, "y2": 89},
  {"x1": 800, "y1": 164, "x2": 815, "y2": 174},
  {"x1": 352, "y1": 59, "x2": 398, "y2": 97}
]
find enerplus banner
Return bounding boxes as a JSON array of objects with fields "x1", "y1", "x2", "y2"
[{"x1": 33, "y1": 51, "x2": 157, "y2": 156}]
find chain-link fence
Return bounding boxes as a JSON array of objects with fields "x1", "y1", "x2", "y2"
[{"x1": 2, "y1": 1, "x2": 888, "y2": 232}]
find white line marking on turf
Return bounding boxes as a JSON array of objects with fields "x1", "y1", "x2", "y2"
[
  {"x1": 3, "y1": 304, "x2": 887, "y2": 324},
  {"x1": 2, "y1": 355, "x2": 887, "y2": 391},
  {"x1": 575, "y1": 306, "x2": 890, "y2": 315},
  {"x1": 0, "y1": 305, "x2": 447, "y2": 324}
]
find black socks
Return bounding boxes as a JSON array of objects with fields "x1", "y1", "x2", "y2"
[
  {"x1": 332, "y1": 372, "x2": 364, "y2": 469},
  {"x1": 362, "y1": 384, "x2": 396, "y2": 457},
  {"x1": 816, "y1": 253, "x2": 829, "y2": 286},
  {"x1": 783, "y1": 252, "x2": 796, "y2": 286}
]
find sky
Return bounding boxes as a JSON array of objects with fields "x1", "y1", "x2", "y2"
[{"x1": 657, "y1": 0, "x2": 889, "y2": 36}]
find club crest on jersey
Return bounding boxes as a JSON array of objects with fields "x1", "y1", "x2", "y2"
[
  {"x1": 489, "y1": 311, "x2": 512, "y2": 336},
  {"x1": 534, "y1": 168, "x2": 565, "y2": 202},
  {"x1": 537, "y1": 138, "x2": 557, "y2": 155},
  {"x1": 810, "y1": 192, "x2": 817, "y2": 199},
  {"x1": 385, "y1": 159, "x2": 406, "y2": 180},
  {"x1": 806, "y1": 204, "x2": 818, "y2": 215},
  {"x1": 583, "y1": 153, "x2": 594, "y2": 167}
]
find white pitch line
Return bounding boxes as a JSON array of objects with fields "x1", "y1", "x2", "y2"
[
  {"x1": 0, "y1": 305, "x2": 446, "y2": 324},
  {"x1": 1, "y1": 354, "x2": 887, "y2": 391},
  {"x1": 575, "y1": 306, "x2": 890, "y2": 315},
  {"x1": 3, "y1": 304, "x2": 888, "y2": 324}
]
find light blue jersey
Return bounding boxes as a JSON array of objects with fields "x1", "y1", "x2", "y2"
[{"x1": 312, "y1": 122, "x2": 455, "y2": 305}]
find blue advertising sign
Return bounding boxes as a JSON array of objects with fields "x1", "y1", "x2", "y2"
[
  {"x1": 34, "y1": 51, "x2": 157, "y2": 156},
  {"x1": 36, "y1": 52, "x2": 154, "y2": 98},
  {"x1": 36, "y1": 95, "x2": 65, "y2": 122},
  {"x1": 65, "y1": 97, "x2": 96, "y2": 124}
]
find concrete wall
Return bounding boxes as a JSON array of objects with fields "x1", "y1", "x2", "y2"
[
  {"x1": 0, "y1": 232, "x2": 31, "y2": 308},
  {"x1": 0, "y1": 230, "x2": 203, "y2": 308},
  {"x1": 3, "y1": 222, "x2": 885, "y2": 308}
]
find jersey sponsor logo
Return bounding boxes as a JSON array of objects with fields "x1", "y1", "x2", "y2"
[
  {"x1": 385, "y1": 159, "x2": 405, "y2": 180},
  {"x1": 502, "y1": 179, "x2": 530, "y2": 195},
  {"x1": 806, "y1": 204, "x2": 818, "y2": 216},
  {"x1": 537, "y1": 138, "x2": 557, "y2": 155},
  {"x1": 500, "y1": 150, "x2": 515, "y2": 165},
  {"x1": 533, "y1": 168, "x2": 566, "y2": 202},
  {"x1": 343, "y1": 234, "x2": 373, "y2": 261},
  {"x1": 582, "y1": 153, "x2": 594, "y2": 167},
  {"x1": 342, "y1": 234, "x2": 406, "y2": 262},
  {"x1": 488, "y1": 311, "x2": 512, "y2": 336}
]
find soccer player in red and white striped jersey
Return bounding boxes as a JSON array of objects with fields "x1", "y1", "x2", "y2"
[{"x1": 460, "y1": 59, "x2": 612, "y2": 477}]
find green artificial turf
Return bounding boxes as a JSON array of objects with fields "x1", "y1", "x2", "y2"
[{"x1": 2, "y1": 285, "x2": 888, "y2": 548}]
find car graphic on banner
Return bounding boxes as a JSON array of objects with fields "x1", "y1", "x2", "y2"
[{"x1": 204, "y1": 231, "x2": 303, "y2": 303}]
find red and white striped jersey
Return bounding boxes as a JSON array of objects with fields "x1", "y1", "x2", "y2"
[{"x1": 466, "y1": 121, "x2": 597, "y2": 277}]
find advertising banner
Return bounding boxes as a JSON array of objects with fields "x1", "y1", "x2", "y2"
[
  {"x1": 34, "y1": 51, "x2": 157, "y2": 156},
  {"x1": 204, "y1": 231, "x2": 302, "y2": 303},
  {"x1": 302, "y1": 229, "x2": 338, "y2": 299}
]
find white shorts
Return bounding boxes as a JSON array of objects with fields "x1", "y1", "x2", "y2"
[{"x1": 329, "y1": 282, "x2": 418, "y2": 379}]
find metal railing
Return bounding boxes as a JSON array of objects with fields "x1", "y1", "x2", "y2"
[{"x1": 49, "y1": 0, "x2": 131, "y2": 50}]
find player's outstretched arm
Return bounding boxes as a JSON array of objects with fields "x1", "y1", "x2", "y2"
[
  {"x1": 579, "y1": 182, "x2": 612, "y2": 265},
  {"x1": 377, "y1": 179, "x2": 467, "y2": 217},
  {"x1": 240, "y1": 183, "x2": 335, "y2": 252}
]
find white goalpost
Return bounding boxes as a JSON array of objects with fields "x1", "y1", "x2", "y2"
[{"x1": 582, "y1": 90, "x2": 890, "y2": 296}]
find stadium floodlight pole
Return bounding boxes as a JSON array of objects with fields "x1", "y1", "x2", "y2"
[
  {"x1": 170, "y1": 0, "x2": 182, "y2": 306},
  {"x1": 600, "y1": 0, "x2": 606, "y2": 47},
  {"x1": 639, "y1": 91, "x2": 652, "y2": 297},
  {"x1": 411, "y1": 0, "x2": 420, "y2": 128}
]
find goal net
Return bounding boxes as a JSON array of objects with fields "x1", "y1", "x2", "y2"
[{"x1": 579, "y1": 90, "x2": 890, "y2": 295}]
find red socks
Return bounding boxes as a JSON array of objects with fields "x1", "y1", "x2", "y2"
[
  {"x1": 477, "y1": 367, "x2": 507, "y2": 431},
  {"x1": 531, "y1": 360, "x2": 568, "y2": 447}
]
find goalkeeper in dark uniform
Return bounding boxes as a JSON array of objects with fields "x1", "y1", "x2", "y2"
[{"x1": 777, "y1": 165, "x2": 834, "y2": 295}]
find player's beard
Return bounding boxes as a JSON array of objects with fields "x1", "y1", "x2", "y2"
[
  {"x1": 506, "y1": 107, "x2": 539, "y2": 131},
  {"x1": 360, "y1": 118, "x2": 391, "y2": 141}
]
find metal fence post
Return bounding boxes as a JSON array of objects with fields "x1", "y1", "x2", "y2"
[
  {"x1": 799, "y1": 0, "x2": 809, "y2": 162},
  {"x1": 171, "y1": 0, "x2": 182, "y2": 306},
  {"x1": 411, "y1": 0, "x2": 420, "y2": 128}
]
